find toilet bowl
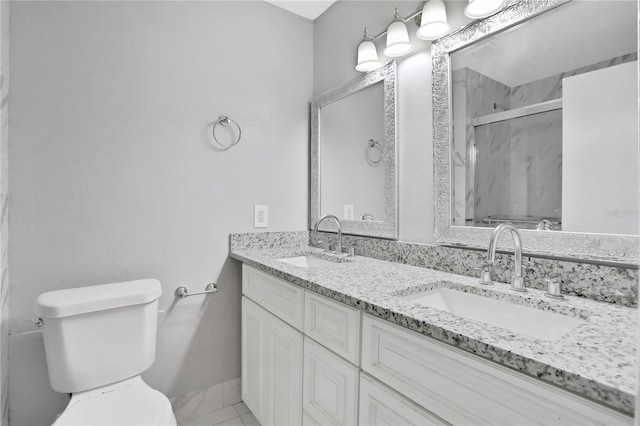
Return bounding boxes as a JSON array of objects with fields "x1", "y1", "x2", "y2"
[
  {"x1": 36, "y1": 279, "x2": 177, "y2": 426},
  {"x1": 53, "y1": 376, "x2": 175, "y2": 426}
]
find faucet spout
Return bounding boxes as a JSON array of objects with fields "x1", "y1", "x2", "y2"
[
  {"x1": 486, "y1": 223, "x2": 525, "y2": 292},
  {"x1": 312, "y1": 214, "x2": 343, "y2": 254}
]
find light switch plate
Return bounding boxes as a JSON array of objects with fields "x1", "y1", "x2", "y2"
[{"x1": 254, "y1": 205, "x2": 268, "y2": 228}]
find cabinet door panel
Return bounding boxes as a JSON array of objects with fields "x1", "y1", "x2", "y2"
[
  {"x1": 267, "y1": 315, "x2": 303, "y2": 426},
  {"x1": 241, "y1": 297, "x2": 266, "y2": 424},
  {"x1": 303, "y1": 338, "x2": 359, "y2": 426},
  {"x1": 243, "y1": 296, "x2": 303, "y2": 426}
]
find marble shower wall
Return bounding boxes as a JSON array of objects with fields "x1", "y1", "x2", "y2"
[
  {"x1": 455, "y1": 53, "x2": 637, "y2": 229},
  {"x1": 452, "y1": 68, "x2": 510, "y2": 225},
  {"x1": 474, "y1": 110, "x2": 562, "y2": 225},
  {"x1": 455, "y1": 66, "x2": 563, "y2": 227}
]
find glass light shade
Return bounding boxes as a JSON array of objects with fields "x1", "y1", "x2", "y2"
[
  {"x1": 355, "y1": 38, "x2": 382, "y2": 72},
  {"x1": 383, "y1": 20, "x2": 413, "y2": 57},
  {"x1": 417, "y1": 0, "x2": 451, "y2": 40},
  {"x1": 464, "y1": 0, "x2": 507, "y2": 19}
]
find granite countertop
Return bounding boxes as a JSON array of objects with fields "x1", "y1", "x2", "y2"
[{"x1": 230, "y1": 245, "x2": 637, "y2": 415}]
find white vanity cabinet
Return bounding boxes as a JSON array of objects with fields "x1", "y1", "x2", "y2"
[
  {"x1": 241, "y1": 264, "x2": 632, "y2": 426},
  {"x1": 241, "y1": 266, "x2": 304, "y2": 426},
  {"x1": 303, "y1": 291, "x2": 362, "y2": 425},
  {"x1": 242, "y1": 265, "x2": 362, "y2": 426},
  {"x1": 361, "y1": 314, "x2": 631, "y2": 426}
]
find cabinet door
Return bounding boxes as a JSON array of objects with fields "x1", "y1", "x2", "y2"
[
  {"x1": 359, "y1": 374, "x2": 448, "y2": 426},
  {"x1": 266, "y1": 314, "x2": 303, "y2": 426},
  {"x1": 242, "y1": 296, "x2": 303, "y2": 426},
  {"x1": 241, "y1": 297, "x2": 267, "y2": 424},
  {"x1": 303, "y1": 337, "x2": 359, "y2": 426}
]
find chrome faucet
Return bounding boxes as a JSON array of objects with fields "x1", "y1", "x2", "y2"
[
  {"x1": 312, "y1": 214, "x2": 342, "y2": 254},
  {"x1": 484, "y1": 223, "x2": 526, "y2": 292}
]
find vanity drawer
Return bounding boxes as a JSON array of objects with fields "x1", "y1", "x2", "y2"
[
  {"x1": 359, "y1": 374, "x2": 448, "y2": 426},
  {"x1": 361, "y1": 315, "x2": 631, "y2": 425},
  {"x1": 304, "y1": 291, "x2": 361, "y2": 365},
  {"x1": 303, "y1": 337, "x2": 359, "y2": 426},
  {"x1": 242, "y1": 265, "x2": 304, "y2": 331}
]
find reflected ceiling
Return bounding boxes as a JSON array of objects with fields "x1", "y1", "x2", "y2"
[{"x1": 451, "y1": 1, "x2": 637, "y2": 86}]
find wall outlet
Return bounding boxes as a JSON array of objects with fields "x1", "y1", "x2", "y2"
[
  {"x1": 344, "y1": 205, "x2": 354, "y2": 220},
  {"x1": 254, "y1": 205, "x2": 268, "y2": 228}
]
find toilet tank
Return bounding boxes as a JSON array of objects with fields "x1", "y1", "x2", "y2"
[{"x1": 35, "y1": 279, "x2": 162, "y2": 393}]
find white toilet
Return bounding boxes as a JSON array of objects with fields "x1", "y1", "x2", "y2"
[{"x1": 36, "y1": 279, "x2": 177, "y2": 426}]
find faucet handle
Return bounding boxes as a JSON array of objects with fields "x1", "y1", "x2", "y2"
[
  {"x1": 544, "y1": 275, "x2": 564, "y2": 299},
  {"x1": 510, "y1": 275, "x2": 526, "y2": 292},
  {"x1": 475, "y1": 262, "x2": 493, "y2": 285},
  {"x1": 341, "y1": 245, "x2": 355, "y2": 257}
]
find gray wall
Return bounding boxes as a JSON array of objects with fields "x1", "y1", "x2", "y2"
[
  {"x1": 8, "y1": 1, "x2": 312, "y2": 424},
  {"x1": 313, "y1": 0, "x2": 472, "y2": 243},
  {"x1": 0, "y1": 1, "x2": 8, "y2": 424}
]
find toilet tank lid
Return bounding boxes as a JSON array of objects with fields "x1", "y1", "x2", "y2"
[{"x1": 36, "y1": 279, "x2": 162, "y2": 318}]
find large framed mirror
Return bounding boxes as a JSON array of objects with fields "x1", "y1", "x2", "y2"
[
  {"x1": 433, "y1": 0, "x2": 639, "y2": 263},
  {"x1": 311, "y1": 61, "x2": 397, "y2": 239}
]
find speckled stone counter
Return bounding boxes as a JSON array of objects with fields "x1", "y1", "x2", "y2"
[
  {"x1": 230, "y1": 237, "x2": 637, "y2": 416},
  {"x1": 313, "y1": 231, "x2": 639, "y2": 307}
]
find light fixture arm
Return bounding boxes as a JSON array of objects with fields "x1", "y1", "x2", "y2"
[
  {"x1": 357, "y1": 1, "x2": 453, "y2": 71},
  {"x1": 367, "y1": 6, "x2": 424, "y2": 42}
]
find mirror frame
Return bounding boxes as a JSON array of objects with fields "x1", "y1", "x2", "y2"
[
  {"x1": 310, "y1": 61, "x2": 398, "y2": 239},
  {"x1": 432, "y1": 0, "x2": 639, "y2": 264}
]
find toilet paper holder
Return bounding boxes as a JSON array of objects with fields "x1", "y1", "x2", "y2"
[{"x1": 175, "y1": 283, "x2": 218, "y2": 299}]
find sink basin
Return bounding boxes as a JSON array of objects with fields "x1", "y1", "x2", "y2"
[
  {"x1": 403, "y1": 288, "x2": 583, "y2": 341},
  {"x1": 276, "y1": 255, "x2": 338, "y2": 268}
]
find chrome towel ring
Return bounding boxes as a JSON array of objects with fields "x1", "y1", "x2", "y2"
[
  {"x1": 212, "y1": 115, "x2": 241, "y2": 150},
  {"x1": 366, "y1": 139, "x2": 383, "y2": 165}
]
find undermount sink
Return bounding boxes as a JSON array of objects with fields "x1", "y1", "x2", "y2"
[
  {"x1": 276, "y1": 255, "x2": 339, "y2": 268},
  {"x1": 402, "y1": 287, "x2": 584, "y2": 341}
]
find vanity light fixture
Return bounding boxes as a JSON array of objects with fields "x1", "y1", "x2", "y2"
[
  {"x1": 464, "y1": 0, "x2": 507, "y2": 19},
  {"x1": 355, "y1": 28, "x2": 383, "y2": 72},
  {"x1": 416, "y1": 0, "x2": 451, "y2": 41},
  {"x1": 355, "y1": 1, "x2": 451, "y2": 72},
  {"x1": 383, "y1": 9, "x2": 413, "y2": 57}
]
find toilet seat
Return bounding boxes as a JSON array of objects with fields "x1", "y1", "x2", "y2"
[{"x1": 53, "y1": 376, "x2": 176, "y2": 426}]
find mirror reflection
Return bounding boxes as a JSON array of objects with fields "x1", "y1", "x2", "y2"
[
  {"x1": 320, "y1": 82, "x2": 385, "y2": 222},
  {"x1": 311, "y1": 61, "x2": 397, "y2": 239},
  {"x1": 451, "y1": 0, "x2": 638, "y2": 234}
]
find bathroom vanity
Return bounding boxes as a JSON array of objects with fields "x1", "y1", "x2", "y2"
[
  {"x1": 235, "y1": 1, "x2": 639, "y2": 424},
  {"x1": 232, "y1": 242, "x2": 635, "y2": 426}
]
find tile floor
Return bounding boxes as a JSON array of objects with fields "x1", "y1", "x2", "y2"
[{"x1": 179, "y1": 402, "x2": 259, "y2": 426}]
